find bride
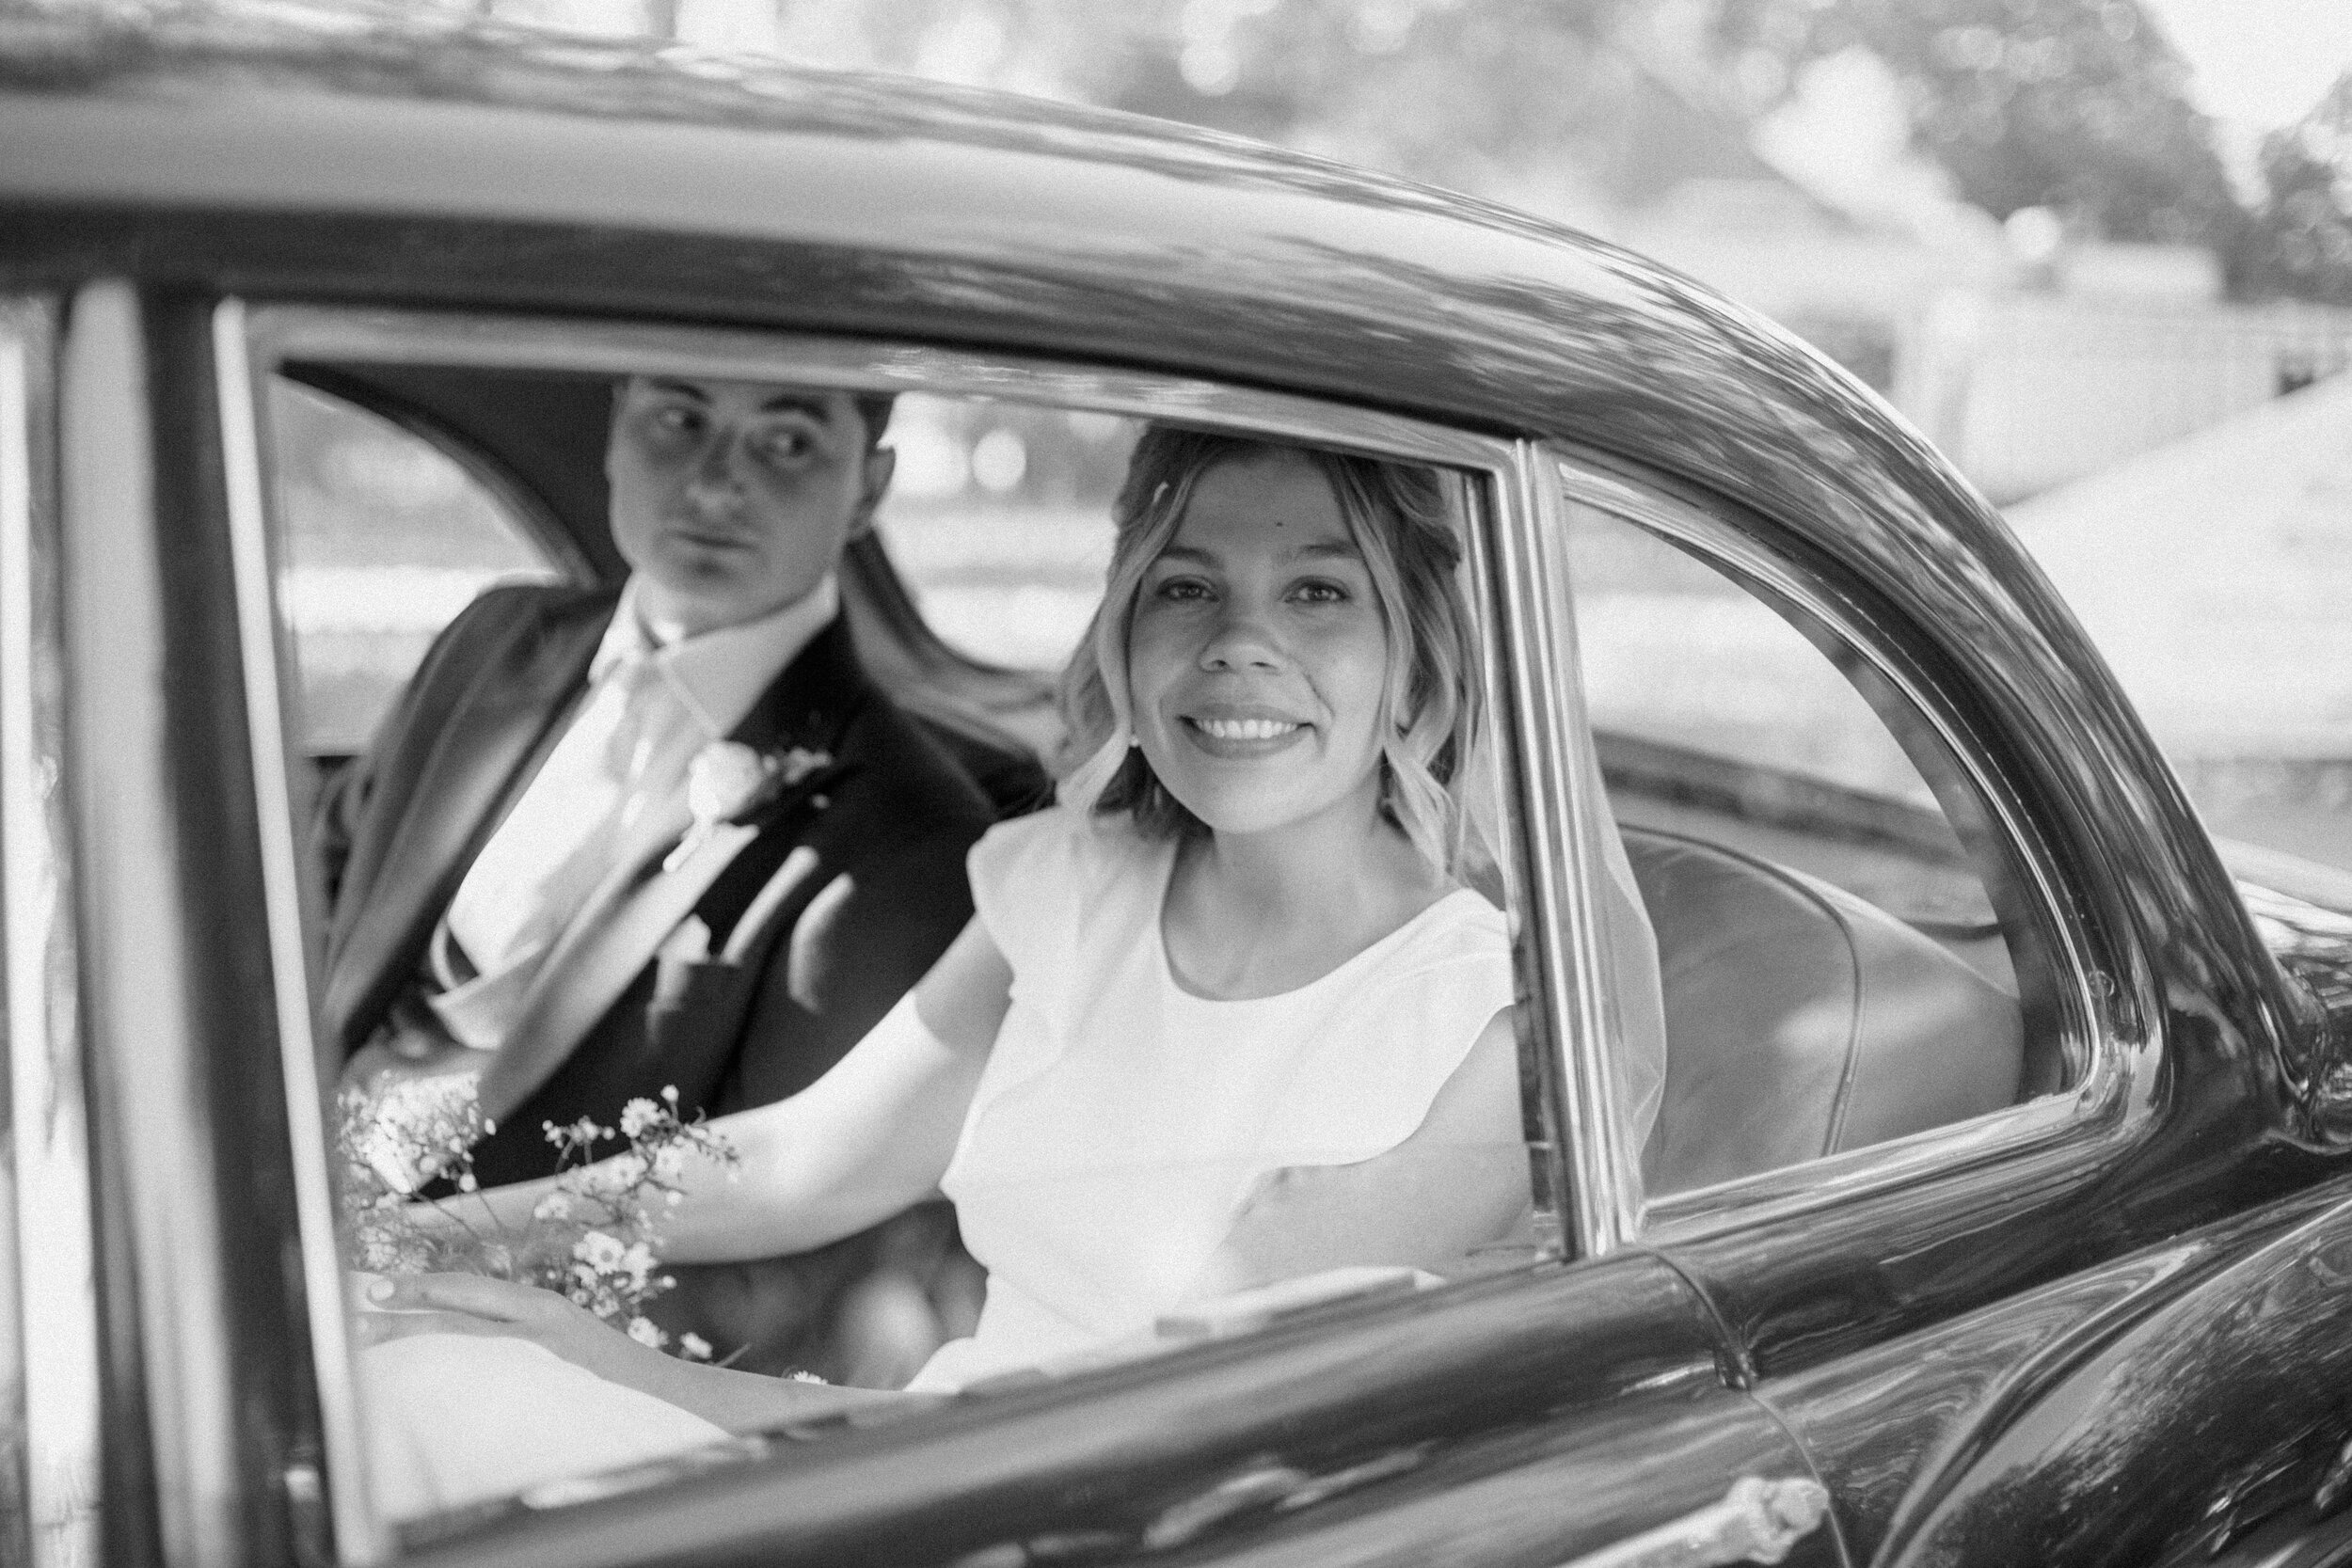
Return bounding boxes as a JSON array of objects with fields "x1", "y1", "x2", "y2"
[{"x1": 359, "y1": 423, "x2": 1531, "y2": 1459}]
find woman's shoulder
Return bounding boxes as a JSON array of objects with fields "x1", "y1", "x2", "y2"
[
  {"x1": 1314, "y1": 887, "x2": 1511, "y2": 1027},
  {"x1": 1374, "y1": 887, "x2": 1512, "y2": 978},
  {"x1": 967, "y1": 803, "x2": 1164, "y2": 974},
  {"x1": 970, "y1": 801, "x2": 1155, "y2": 887}
]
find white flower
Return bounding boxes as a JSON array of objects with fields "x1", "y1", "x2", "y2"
[
  {"x1": 618, "y1": 1098, "x2": 660, "y2": 1139},
  {"x1": 626, "y1": 1316, "x2": 668, "y2": 1350},
  {"x1": 532, "y1": 1192, "x2": 574, "y2": 1222},
  {"x1": 678, "y1": 1332, "x2": 713, "y2": 1362},
  {"x1": 650, "y1": 1144, "x2": 688, "y2": 1182},
  {"x1": 575, "y1": 1230, "x2": 626, "y2": 1273},
  {"x1": 686, "y1": 741, "x2": 772, "y2": 826},
  {"x1": 618, "y1": 1242, "x2": 657, "y2": 1288}
]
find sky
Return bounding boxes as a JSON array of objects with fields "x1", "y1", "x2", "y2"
[{"x1": 2139, "y1": 0, "x2": 2352, "y2": 130}]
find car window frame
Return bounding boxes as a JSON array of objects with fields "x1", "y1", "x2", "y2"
[
  {"x1": 220, "y1": 302, "x2": 1640, "y2": 1556},
  {"x1": 2, "y1": 293, "x2": 104, "y2": 1568},
  {"x1": 1539, "y1": 442, "x2": 2147, "y2": 1245}
]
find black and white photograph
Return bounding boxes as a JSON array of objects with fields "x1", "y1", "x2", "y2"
[{"x1": 6, "y1": 0, "x2": 2352, "y2": 1562}]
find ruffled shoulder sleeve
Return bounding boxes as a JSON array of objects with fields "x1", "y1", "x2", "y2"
[
  {"x1": 1263, "y1": 894, "x2": 1518, "y2": 1166},
  {"x1": 965, "y1": 803, "x2": 1136, "y2": 1000}
]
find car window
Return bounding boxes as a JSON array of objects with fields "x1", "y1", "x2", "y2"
[
  {"x1": 266, "y1": 378, "x2": 570, "y2": 760},
  {"x1": 1558, "y1": 488, "x2": 2067, "y2": 1198},
  {"x1": 866, "y1": 393, "x2": 1125, "y2": 674},
  {"x1": 228, "y1": 316, "x2": 1561, "y2": 1546}
]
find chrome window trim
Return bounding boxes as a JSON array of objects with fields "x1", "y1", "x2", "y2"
[
  {"x1": 4, "y1": 297, "x2": 103, "y2": 1568},
  {"x1": 61, "y1": 281, "x2": 241, "y2": 1564},
  {"x1": 214, "y1": 301, "x2": 389, "y2": 1564},
  {"x1": 1486, "y1": 442, "x2": 1640, "y2": 1252},
  {"x1": 1541, "y1": 448, "x2": 2136, "y2": 1245},
  {"x1": 239, "y1": 309, "x2": 1508, "y2": 471}
]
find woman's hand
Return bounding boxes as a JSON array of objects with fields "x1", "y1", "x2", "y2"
[{"x1": 355, "y1": 1274, "x2": 646, "y2": 1389}]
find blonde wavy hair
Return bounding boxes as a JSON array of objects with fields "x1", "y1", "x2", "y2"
[{"x1": 1056, "y1": 425, "x2": 1483, "y2": 877}]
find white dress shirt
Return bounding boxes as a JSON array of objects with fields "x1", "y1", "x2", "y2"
[{"x1": 427, "y1": 576, "x2": 839, "y2": 1051}]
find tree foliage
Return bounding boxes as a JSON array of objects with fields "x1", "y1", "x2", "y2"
[
  {"x1": 1704, "y1": 0, "x2": 2236, "y2": 245},
  {"x1": 2237, "y1": 72, "x2": 2352, "y2": 306}
]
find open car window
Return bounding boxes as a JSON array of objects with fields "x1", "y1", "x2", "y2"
[
  {"x1": 222, "y1": 309, "x2": 1594, "y2": 1549},
  {"x1": 1549, "y1": 468, "x2": 2084, "y2": 1208}
]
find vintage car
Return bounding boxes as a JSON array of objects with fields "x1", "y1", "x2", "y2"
[{"x1": 7, "y1": 5, "x2": 2352, "y2": 1566}]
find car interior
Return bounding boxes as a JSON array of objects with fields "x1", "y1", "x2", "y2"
[{"x1": 271, "y1": 354, "x2": 2066, "y2": 1239}]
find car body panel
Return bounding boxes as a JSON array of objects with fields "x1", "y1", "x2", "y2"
[
  {"x1": 391, "y1": 1253, "x2": 1781, "y2": 1568},
  {"x1": 8, "y1": 9, "x2": 2352, "y2": 1568},
  {"x1": 1737, "y1": 1173, "x2": 2352, "y2": 1564}
]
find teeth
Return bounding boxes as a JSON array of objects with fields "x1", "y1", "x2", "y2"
[{"x1": 1196, "y1": 718, "x2": 1299, "y2": 741}]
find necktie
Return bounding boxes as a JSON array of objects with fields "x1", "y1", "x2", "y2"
[{"x1": 432, "y1": 652, "x2": 705, "y2": 1048}]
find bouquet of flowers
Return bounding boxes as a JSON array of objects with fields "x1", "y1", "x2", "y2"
[{"x1": 337, "y1": 1075, "x2": 738, "y2": 1360}]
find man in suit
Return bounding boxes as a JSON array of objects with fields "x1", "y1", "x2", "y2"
[{"x1": 320, "y1": 374, "x2": 995, "y2": 1376}]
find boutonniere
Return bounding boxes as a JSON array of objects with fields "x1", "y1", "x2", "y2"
[{"x1": 664, "y1": 741, "x2": 834, "y2": 873}]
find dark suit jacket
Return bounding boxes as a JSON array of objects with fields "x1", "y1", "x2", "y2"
[{"x1": 315, "y1": 581, "x2": 995, "y2": 1189}]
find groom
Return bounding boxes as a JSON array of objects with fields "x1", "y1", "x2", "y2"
[{"x1": 318, "y1": 374, "x2": 994, "y2": 1369}]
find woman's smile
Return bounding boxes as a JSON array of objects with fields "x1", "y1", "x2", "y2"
[{"x1": 1181, "y1": 711, "x2": 1311, "y2": 756}]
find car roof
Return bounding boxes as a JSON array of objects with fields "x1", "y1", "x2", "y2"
[
  {"x1": 0, "y1": 5, "x2": 1961, "y2": 500},
  {"x1": 0, "y1": 2, "x2": 2153, "y2": 822}
]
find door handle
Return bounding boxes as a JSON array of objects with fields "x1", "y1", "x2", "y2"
[{"x1": 1556, "y1": 1475, "x2": 1831, "y2": 1568}]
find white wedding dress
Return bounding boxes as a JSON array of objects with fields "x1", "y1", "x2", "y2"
[
  {"x1": 359, "y1": 1332, "x2": 729, "y2": 1518},
  {"x1": 910, "y1": 806, "x2": 1512, "y2": 1389},
  {"x1": 355, "y1": 805, "x2": 1513, "y2": 1516}
]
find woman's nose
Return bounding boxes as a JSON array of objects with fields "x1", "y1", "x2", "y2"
[{"x1": 1200, "y1": 607, "x2": 1284, "y2": 672}]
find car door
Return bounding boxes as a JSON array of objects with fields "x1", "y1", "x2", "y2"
[{"x1": 1534, "y1": 442, "x2": 2352, "y2": 1565}]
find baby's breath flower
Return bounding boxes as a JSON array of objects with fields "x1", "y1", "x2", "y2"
[
  {"x1": 660, "y1": 1085, "x2": 679, "y2": 1104},
  {"x1": 576, "y1": 1230, "x2": 627, "y2": 1272},
  {"x1": 619, "y1": 1098, "x2": 660, "y2": 1139},
  {"x1": 627, "y1": 1316, "x2": 668, "y2": 1350},
  {"x1": 678, "y1": 1332, "x2": 712, "y2": 1361}
]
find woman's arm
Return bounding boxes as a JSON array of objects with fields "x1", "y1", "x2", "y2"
[
  {"x1": 430, "y1": 915, "x2": 1014, "y2": 1262},
  {"x1": 1178, "y1": 1008, "x2": 1526, "y2": 1303}
]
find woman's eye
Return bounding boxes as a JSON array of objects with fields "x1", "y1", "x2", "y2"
[
  {"x1": 1289, "y1": 579, "x2": 1349, "y2": 605},
  {"x1": 1152, "y1": 578, "x2": 1214, "y2": 602}
]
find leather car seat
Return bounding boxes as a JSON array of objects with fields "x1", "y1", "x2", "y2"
[{"x1": 1622, "y1": 827, "x2": 2024, "y2": 1196}]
